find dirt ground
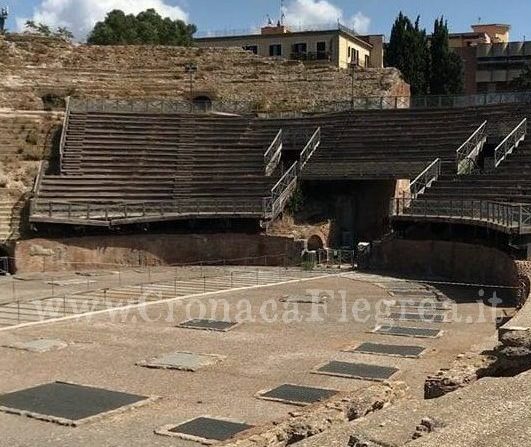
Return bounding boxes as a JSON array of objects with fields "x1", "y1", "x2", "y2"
[{"x1": 0, "y1": 271, "x2": 511, "y2": 447}]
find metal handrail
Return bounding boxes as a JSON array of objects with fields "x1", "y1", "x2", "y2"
[
  {"x1": 264, "y1": 161, "x2": 299, "y2": 220},
  {"x1": 299, "y1": 127, "x2": 321, "y2": 171},
  {"x1": 391, "y1": 197, "x2": 531, "y2": 235},
  {"x1": 456, "y1": 121, "x2": 488, "y2": 174},
  {"x1": 59, "y1": 96, "x2": 71, "y2": 173},
  {"x1": 494, "y1": 118, "x2": 527, "y2": 167},
  {"x1": 264, "y1": 129, "x2": 283, "y2": 176},
  {"x1": 67, "y1": 92, "x2": 531, "y2": 115},
  {"x1": 409, "y1": 158, "x2": 441, "y2": 199},
  {"x1": 30, "y1": 198, "x2": 265, "y2": 225},
  {"x1": 32, "y1": 160, "x2": 48, "y2": 195}
]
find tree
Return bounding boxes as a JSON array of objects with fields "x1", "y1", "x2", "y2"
[
  {"x1": 24, "y1": 20, "x2": 74, "y2": 41},
  {"x1": 430, "y1": 17, "x2": 463, "y2": 95},
  {"x1": 87, "y1": 9, "x2": 196, "y2": 46},
  {"x1": 511, "y1": 64, "x2": 531, "y2": 91},
  {"x1": 384, "y1": 13, "x2": 429, "y2": 95},
  {"x1": 386, "y1": 13, "x2": 464, "y2": 96}
]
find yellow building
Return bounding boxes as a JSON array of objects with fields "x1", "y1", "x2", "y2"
[{"x1": 195, "y1": 23, "x2": 384, "y2": 69}]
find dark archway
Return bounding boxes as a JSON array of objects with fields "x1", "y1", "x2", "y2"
[
  {"x1": 0, "y1": 246, "x2": 11, "y2": 275},
  {"x1": 193, "y1": 96, "x2": 213, "y2": 112},
  {"x1": 307, "y1": 234, "x2": 325, "y2": 251}
]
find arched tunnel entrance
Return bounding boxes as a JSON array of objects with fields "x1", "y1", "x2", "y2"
[{"x1": 193, "y1": 96, "x2": 213, "y2": 112}]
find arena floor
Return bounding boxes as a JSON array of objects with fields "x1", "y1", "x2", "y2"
[{"x1": 0, "y1": 268, "x2": 514, "y2": 446}]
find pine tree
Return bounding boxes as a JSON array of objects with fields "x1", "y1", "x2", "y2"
[{"x1": 87, "y1": 9, "x2": 196, "y2": 46}]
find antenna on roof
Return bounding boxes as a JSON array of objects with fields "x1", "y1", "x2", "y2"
[
  {"x1": 477, "y1": 17, "x2": 482, "y2": 24},
  {"x1": 280, "y1": 0, "x2": 286, "y2": 25}
]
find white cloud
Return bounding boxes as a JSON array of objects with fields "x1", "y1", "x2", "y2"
[
  {"x1": 283, "y1": 0, "x2": 370, "y2": 34},
  {"x1": 16, "y1": 0, "x2": 188, "y2": 40},
  {"x1": 348, "y1": 11, "x2": 371, "y2": 34},
  {"x1": 283, "y1": 0, "x2": 341, "y2": 27}
]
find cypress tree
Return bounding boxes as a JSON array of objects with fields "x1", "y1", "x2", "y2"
[{"x1": 430, "y1": 17, "x2": 463, "y2": 95}]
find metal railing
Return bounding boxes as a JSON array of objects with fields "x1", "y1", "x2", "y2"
[
  {"x1": 299, "y1": 127, "x2": 321, "y2": 170},
  {"x1": 32, "y1": 160, "x2": 48, "y2": 195},
  {"x1": 392, "y1": 197, "x2": 531, "y2": 234},
  {"x1": 494, "y1": 118, "x2": 528, "y2": 167},
  {"x1": 456, "y1": 121, "x2": 488, "y2": 174},
  {"x1": 58, "y1": 96, "x2": 71, "y2": 172},
  {"x1": 67, "y1": 92, "x2": 531, "y2": 116},
  {"x1": 264, "y1": 129, "x2": 283, "y2": 176},
  {"x1": 30, "y1": 198, "x2": 264, "y2": 225},
  {"x1": 409, "y1": 158, "x2": 441, "y2": 199},
  {"x1": 263, "y1": 161, "x2": 299, "y2": 221},
  {"x1": 69, "y1": 98, "x2": 254, "y2": 115}
]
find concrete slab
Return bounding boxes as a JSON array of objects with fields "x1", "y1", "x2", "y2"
[
  {"x1": 156, "y1": 416, "x2": 253, "y2": 444},
  {"x1": 373, "y1": 325, "x2": 443, "y2": 339},
  {"x1": 344, "y1": 342, "x2": 427, "y2": 359},
  {"x1": 136, "y1": 351, "x2": 225, "y2": 371},
  {"x1": 0, "y1": 381, "x2": 155, "y2": 426},
  {"x1": 1, "y1": 339, "x2": 67, "y2": 353},
  {"x1": 176, "y1": 319, "x2": 240, "y2": 332},
  {"x1": 256, "y1": 384, "x2": 338, "y2": 406},
  {"x1": 312, "y1": 361, "x2": 399, "y2": 382},
  {"x1": 387, "y1": 312, "x2": 448, "y2": 323}
]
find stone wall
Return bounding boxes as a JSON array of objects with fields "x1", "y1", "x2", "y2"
[
  {"x1": 0, "y1": 34, "x2": 409, "y2": 112},
  {"x1": 370, "y1": 238, "x2": 520, "y2": 287},
  {"x1": 14, "y1": 233, "x2": 305, "y2": 273}
]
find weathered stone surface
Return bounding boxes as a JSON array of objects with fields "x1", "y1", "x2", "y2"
[
  {"x1": 221, "y1": 382, "x2": 407, "y2": 447},
  {"x1": 0, "y1": 34, "x2": 408, "y2": 112},
  {"x1": 295, "y1": 371, "x2": 531, "y2": 447}
]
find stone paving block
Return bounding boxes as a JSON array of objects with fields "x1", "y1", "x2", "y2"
[
  {"x1": 2, "y1": 338, "x2": 68, "y2": 353},
  {"x1": 136, "y1": 351, "x2": 225, "y2": 371}
]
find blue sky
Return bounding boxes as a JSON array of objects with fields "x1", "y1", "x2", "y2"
[{"x1": 5, "y1": 0, "x2": 530, "y2": 41}]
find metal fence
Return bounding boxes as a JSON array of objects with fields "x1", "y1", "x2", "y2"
[
  {"x1": 494, "y1": 118, "x2": 528, "y2": 167},
  {"x1": 392, "y1": 197, "x2": 531, "y2": 234},
  {"x1": 456, "y1": 121, "x2": 488, "y2": 174},
  {"x1": 30, "y1": 198, "x2": 264, "y2": 226},
  {"x1": 67, "y1": 92, "x2": 531, "y2": 116},
  {"x1": 409, "y1": 158, "x2": 441, "y2": 199},
  {"x1": 264, "y1": 129, "x2": 283, "y2": 176}
]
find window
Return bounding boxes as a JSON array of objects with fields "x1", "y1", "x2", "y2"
[
  {"x1": 365, "y1": 55, "x2": 370, "y2": 68},
  {"x1": 243, "y1": 45, "x2": 258, "y2": 54},
  {"x1": 316, "y1": 41, "x2": 327, "y2": 60},
  {"x1": 269, "y1": 44, "x2": 282, "y2": 56},
  {"x1": 293, "y1": 42, "x2": 307, "y2": 54}
]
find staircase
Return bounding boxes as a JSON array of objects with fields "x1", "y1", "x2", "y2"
[{"x1": 0, "y1": 195, "x2": 23, "y2": 242}]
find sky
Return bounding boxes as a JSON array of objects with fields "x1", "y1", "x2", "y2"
[{"x1": 3, "y1": 0, "x2": 530, "y2": 41}]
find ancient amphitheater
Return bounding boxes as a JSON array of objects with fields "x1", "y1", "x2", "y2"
[{"x1": 0, "y1": 34, "x2": 530, "y2": 447}]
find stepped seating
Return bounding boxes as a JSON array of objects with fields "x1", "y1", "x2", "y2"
[
  {"x1": 33, "y1": 111, "x2": 280, "y2": 223},
  {"x1": 302, "y1": 109, "x2": 485, "y2": 179},
  {"x1": 415, "y1": 138, "x2": 531, "y2": 203},
  {"x1": 0, "y1": 195, "x2": 23, "y2": 241}
]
